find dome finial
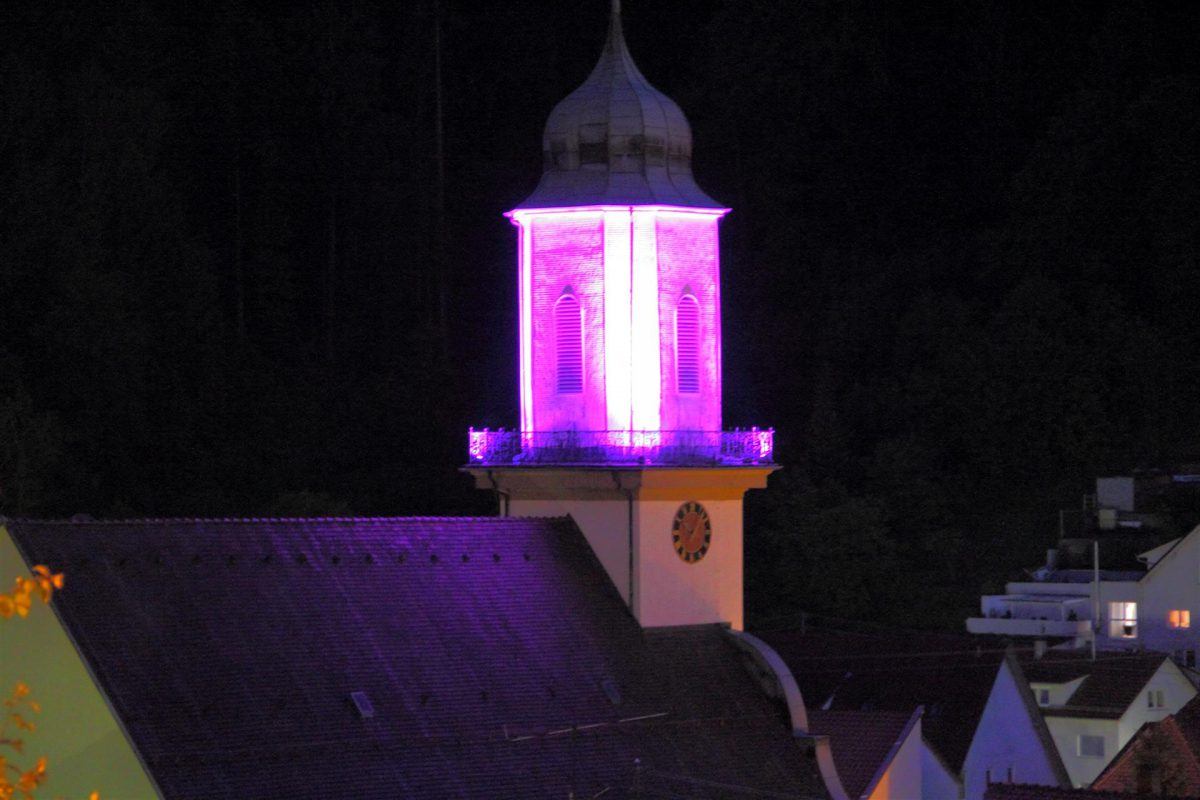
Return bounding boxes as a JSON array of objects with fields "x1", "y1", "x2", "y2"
[{"x1": 514, "y1": 0, "x2": 722, "y2": 209}]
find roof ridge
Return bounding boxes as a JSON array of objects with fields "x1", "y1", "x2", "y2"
[{"x1": 6, "y1": 515, "x2": 572, "y2": 525}]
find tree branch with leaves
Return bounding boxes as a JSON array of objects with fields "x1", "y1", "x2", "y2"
[{"x1": 0, "y1": 565, "x2": 97, "y2": 800}]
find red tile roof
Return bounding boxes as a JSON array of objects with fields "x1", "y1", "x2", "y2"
[
  {"x1": 807, "y1": 708, "x2": 921, "y2": 799},
  {"x1": 1092, "y1": 695, "x2": 1200, "y2": 796}
]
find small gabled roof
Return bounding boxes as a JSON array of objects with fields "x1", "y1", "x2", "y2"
[
  {"x1": 7, "y1": 517, "x2": 827, "y2": 799},
  {"x1": 1022, "y1": 651, "x2": 1173, "y2": 720},
  {"x1": 806, "y1": 707, "x2": 922, "y2": 800},
  {"x1": 1142, "y1": 523, "x2": 1200, "y2": 582},
  {"x1": 1137, "y1": 537, "x2": 1181, "y2": 568}
]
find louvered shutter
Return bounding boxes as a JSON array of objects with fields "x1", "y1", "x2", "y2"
[
  {"x1": 555, "y1": 295, "x2": 583, "y2": 393},
  {"x1": 676, "y1": 296, "x2": 700, "y2": 393}
]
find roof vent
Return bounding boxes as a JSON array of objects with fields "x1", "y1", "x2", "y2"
[
  {"x1": 600, "y1": 677, "x2": 622, "y2": 705},
  {"x1": 350, "y1": 691, "x2": 375, "y2": 719}
]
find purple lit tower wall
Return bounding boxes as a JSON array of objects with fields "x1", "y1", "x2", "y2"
[
  {"x1": 468, "y1": 2, "x2": 774, "y2": 630},
  {"x1": 508, "y1": 1, "x2": 728, "y2": 441},
  {"x1": 510, "y1": 207, "x2": 724, "y2": 436}
]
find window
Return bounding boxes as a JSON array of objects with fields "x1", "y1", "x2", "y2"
[
  {"x1": 1169, "y1": 609, "x2": 1191, "y2": 629},
  {"x1": 1109, "y1": 601, "x2": 1138, "y2": 638},
  {"x1": 1148, "y1": 689, "x2": 1165, "y2": 709},
  {"x1": 1037, "y1": 689, "x2": 1050, "y2": 706},
  {"x1": 1175, "y1": 649, "x2": 1196, "y2": 668},
  {"x1": 675, "y1": 295, "x2": 700, "y2": 394},
  {"x1": 1079, "y1": 735, "x2": 1105, "y2": 758},
  {"x1": 555, "y1": 294, "x2": 583, "y2": 394}
]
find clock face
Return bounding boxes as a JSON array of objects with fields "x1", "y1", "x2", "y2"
[{"x1": 672, "y1": 501, "x2": 712, "y2": 563}]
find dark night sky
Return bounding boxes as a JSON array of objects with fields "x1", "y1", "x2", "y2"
[{"x1": 3, "y1": 0, "x2": 1198, "y2": 627}]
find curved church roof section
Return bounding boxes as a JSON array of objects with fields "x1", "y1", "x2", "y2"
[{"x1": 516, "y1": 1, "x2": 723, "y2": 210}]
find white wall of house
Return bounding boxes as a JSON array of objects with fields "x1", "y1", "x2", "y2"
[
  {"x1": 963, "y1": 658, "x2": 1063, "y2": 800},
  {"x1": 1116, "y1": 659, "x2": 1196, "y2": 743},
  {"x1": 1045, "y1": 714, "x2": 1120, "y2": 787},
  {"x1": 0, "y1": 526, "x2": 160, "y2": 799},
  {"x1": 868, "y1": 716, "x2": 923, "y2": 800},
  {"x1": 920, "y1": 741, "x2": 961, "y2": 800},
  {"x1": 994, "y1": 526, "x2": 1200, "y2": 660},
  {"x1": 1046, "y1": 659, "x2": 1196, "y2": 787},
  {"x1": 1139, "y1": 527, "x2": 1200, "y2": 658}
]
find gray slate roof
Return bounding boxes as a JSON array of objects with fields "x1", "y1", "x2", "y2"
[
  {"x1": 516, "y1": 4, "x2": 722, "y2": 209},
  {"x1": 9, "y1": 517, "x2": 827, "y2": 799}
]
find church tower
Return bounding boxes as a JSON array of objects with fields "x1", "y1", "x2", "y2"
[{"x1": 467, "y1": 1, "x2": 774, "y2": 630}]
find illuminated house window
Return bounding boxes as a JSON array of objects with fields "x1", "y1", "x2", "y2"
[
  {"x1": 555, "y1": 293, "x2": 583, "y2": 394},
  {"x1": 1168, "y1": 609, "x2": 1191, "y2": 629},
  {"x1": 676, "y1": 295, "x2": 700, "y2": 394},
  {"x1": 1079, "y1": 735, "x2": 1105, "y2": 758},
  {"x1": 1108, "y1": 601, "x2": 1137, "y2": 638}
]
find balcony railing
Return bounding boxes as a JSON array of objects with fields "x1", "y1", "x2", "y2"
[
  {"x1": 965, "y1": 617, "x2": 1092, "y2": 638},
  {"x1": 467, "y1": 428, "x2": 774, "y2": 466}
]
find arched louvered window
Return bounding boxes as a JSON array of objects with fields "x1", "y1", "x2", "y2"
[
  {"x1": 555, "y1": 294, "x2": 583, "y2": 393},
  {"x1": 676, "y1": 295, "x2": 700, "y2": 394}
]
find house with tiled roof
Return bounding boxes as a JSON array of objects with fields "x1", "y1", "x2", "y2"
[
  {"x1": 1020, "y1": 651, "x2": 1197, "y2": 787},
  {"x1": 961, "y1": 650, "x2": 1072, "y2": 798},
  {"x1": 968, "y1": 475, "x2": 1200, "y2": 670},
  {"x1": 805, "y1": 708, "x2": 924, "y2": 800},
  {"x1": 1090, "y1": 693, "x2": 1200, "y2": 796},
  {"x1": 755, "y1": 629, "x2": 1069, "y2": 800}
]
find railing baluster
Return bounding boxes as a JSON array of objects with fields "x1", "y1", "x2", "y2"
[{"x1": 468, "y1": 429, "x2": 774, "y2": 466}]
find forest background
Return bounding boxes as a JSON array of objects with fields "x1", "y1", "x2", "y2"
[{"x1": 2, "y1": 1, "x2": 1198, "y2": 631}]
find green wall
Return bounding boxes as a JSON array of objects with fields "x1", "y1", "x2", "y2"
[{"x1": 0, "y1": 526, "x2": 159, "y2": 799}]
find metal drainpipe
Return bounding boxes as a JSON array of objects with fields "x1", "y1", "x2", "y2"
[
  {"x1": 486, "y1": 470, "x2": 510, "y2": 517},
  {"x1": 613, "y1": 470, "x2": 635, "y2": 610}
]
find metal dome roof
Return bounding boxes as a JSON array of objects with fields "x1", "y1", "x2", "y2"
[{"x1": 515, "y1": 1, "x2": 722, "y2": 210}]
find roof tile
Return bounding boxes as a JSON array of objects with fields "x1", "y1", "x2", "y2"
[{"x1": 8, "y1": 517, "x2": 826, "y2": 799}]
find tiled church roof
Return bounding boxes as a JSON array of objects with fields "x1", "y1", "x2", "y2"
[{"x1": 8, "y1": 517, "x2": 828, "y2": 799}]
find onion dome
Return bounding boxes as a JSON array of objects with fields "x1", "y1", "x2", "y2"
[{"x1": 515, "y1": 0, "x2": 722, "y2": 209}]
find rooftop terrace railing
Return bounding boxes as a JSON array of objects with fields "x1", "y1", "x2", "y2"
[{"x1": 467, "y1": 428, "x2": 774, "y2": 466}]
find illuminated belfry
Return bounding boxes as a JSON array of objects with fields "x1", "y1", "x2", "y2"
[{"x1": 468, "y1": 0, "x2": 774, "y2": 630}]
